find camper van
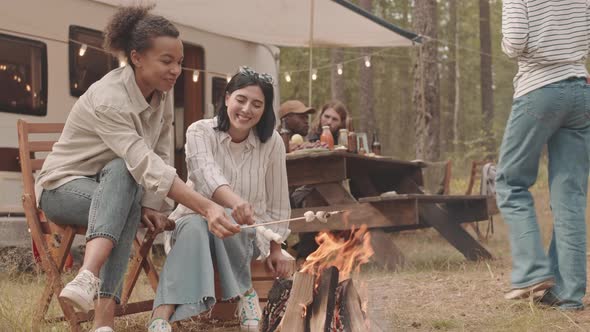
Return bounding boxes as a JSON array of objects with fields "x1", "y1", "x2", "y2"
[{"x1": 0, "y1": 0, "x2": 279, "y2": 245}]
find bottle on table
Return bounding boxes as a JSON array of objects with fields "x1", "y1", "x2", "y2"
[
  {"x1": 346, "y1": 118, "x2": 357, "y2": 153},
  {"x1": 371, "y1": 131, "x2": 381, "y2": 155},
  {"x1": 320, "y1": 125, "x2": 334, "y2": 151},
  {"x1": 338, "y1": 128, "x2": 348, "y2": 149}
]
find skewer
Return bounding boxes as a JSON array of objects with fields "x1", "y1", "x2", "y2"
[{"x1": 239, "y1": 210, "x2": 346, "y2": 229}]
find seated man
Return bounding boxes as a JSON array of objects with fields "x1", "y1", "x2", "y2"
[{"x1": 279, "y1": 100, "x2": 324, "y2": 151}]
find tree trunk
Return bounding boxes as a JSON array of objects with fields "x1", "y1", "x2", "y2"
[
  {"x1": 331, "y1": 48, "x2": 345, "y2": 103},
  {"x1": 359, "y1": 0, "x2": 376, "y2": 135},
  {"x1": 479, "y1": 0, "x2": 494, "y2": 158},
  {"x1": 412, "y1": 0, "x2": 440, "y2": 160},
  {"x1": 449, "y1": 0, "x2": 460, "y2": 152}
]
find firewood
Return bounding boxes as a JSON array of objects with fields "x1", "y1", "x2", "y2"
[
  {"x1": 309, "y1": 266, "x2": 339, "y2": 332},
  {"x1": 279, "y1": 272, "x2": 315, "y2": 332},
  {"x1": 340, "y1": 279, "x2": 365, "y2": 332}
]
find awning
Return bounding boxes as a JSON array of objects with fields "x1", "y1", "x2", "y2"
[{"x1": 93, "y1": 0, "x2": 420, "y2": 48}]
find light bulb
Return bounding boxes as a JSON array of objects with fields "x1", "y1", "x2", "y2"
[{"x1": 78, "y1": 44, "x2": 87, "y2": 57}]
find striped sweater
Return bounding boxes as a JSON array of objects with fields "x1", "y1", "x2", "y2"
[{"x1": 502, "y1": 0, "x2": 589, "y2": 98}]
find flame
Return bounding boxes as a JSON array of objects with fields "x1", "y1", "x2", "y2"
[{"x1": 300, "y1": 224, "x2": 374, "y2": 280}]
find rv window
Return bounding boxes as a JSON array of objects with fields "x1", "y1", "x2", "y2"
[
  {"x1": 211, "y1": 76, "x2": 228, "y2": 113},
  {"x1": 0, "y1": 34, "x2": 47, "y2": 116},
  {"x1": 69, "y1": 26, "x2": 118, "y2": 97}
]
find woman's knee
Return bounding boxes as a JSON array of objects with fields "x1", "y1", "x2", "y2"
[{"x1": 175, "y1": 215, "x2": 209, "y2": 240}]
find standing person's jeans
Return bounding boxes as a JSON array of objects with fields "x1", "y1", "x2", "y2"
[
  {"x1": 39, "y1": 158, "x2": 143, "y2": 303},
  {"x1": 496, "y1": 77, "x2": 590, "y2": 310}
]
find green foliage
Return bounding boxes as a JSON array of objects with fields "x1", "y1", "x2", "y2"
[{"x1": 278, "y1": 0, "x2": 590, "y2": 174}]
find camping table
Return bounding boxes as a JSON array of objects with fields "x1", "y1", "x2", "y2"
[{"x1": 286, "y1": 151, "x2": 493, "y2": 268}]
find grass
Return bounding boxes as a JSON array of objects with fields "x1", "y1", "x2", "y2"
[{"x1": 3, "y1": 180, "x2": 590, "y2": 331}]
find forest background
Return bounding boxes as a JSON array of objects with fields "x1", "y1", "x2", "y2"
[{"x1": 279, "y1": 0, "x2": 590, "y2": 176}]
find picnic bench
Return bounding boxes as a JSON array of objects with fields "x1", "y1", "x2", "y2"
[{"x1": 286, "y1": 151, "x2": 494, "y2": 268}]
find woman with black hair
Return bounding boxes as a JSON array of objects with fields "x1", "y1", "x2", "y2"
[
  {"x1": 36, "y1": 6, "x2": 232, "y2": 331},
  {"x1": 150, "y1": 67, "x2": 291, "y2": 332}
]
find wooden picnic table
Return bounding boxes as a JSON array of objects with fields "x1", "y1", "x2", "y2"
[{"x1": 286, "y1": 151, "x2": 493, "y2": 268}]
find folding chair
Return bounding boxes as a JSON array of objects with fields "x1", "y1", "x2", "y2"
[{"x1": 17, "y1": 119, "x2": 169, "y2": 331}]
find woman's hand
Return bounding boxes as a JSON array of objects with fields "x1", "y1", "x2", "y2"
[
  {"x1": 205, "y1": 203, "x2": 240, "y2": 238},
  {"x1": 141, "y1": 207, "x2": 175, "y2": 234},
  {"x1": 266, "y1": 242, "x2": 291, "y2": 278},
  {"x1": 231, "y1": 201, "x2": 255, "y2": 225}
]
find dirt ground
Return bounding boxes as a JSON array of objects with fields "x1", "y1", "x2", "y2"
[{"x1": 3, "y1": 187, "x2": 590, "y2": 331}]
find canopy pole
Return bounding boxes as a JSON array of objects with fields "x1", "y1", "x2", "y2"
[{"x1": 308, "y1": 0, "x2": 315, "y2": 107}]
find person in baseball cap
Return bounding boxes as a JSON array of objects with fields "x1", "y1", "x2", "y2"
[{"x1": 279, "y1": 100, "x2": 316, "y2": 137}]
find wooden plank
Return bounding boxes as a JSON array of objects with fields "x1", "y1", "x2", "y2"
[
  {"x1": 314, "y1": 182, "x2": 356, "y2": 205},
  {"x1": 309, "y1": 266, "x2": 339, "y2": 332},
  {"x1": 341, "y1": 279, "x2": 365, "y2": 332},
  {"x1": 27, "y1": 122, "x2": 64, "y2": 134},
  {"x1": 286, "y1": 154, "x2": 346, "y2": 187},
  {"x1": 290, "y1": 201, "x2": 417, "y2": 233},
  {"x1": 369, "y1": 229, "x2": 405, "y2": 270},
  {"x1": 28, "y1": 141, "x2": 56, "y2": 152},
  {"x1": 31, "y1": 159, "x2": 44, "y2": 171},
  {"x1": 280, "y1": 272, "x2": 315, "y2": 332},
  {"x1": 398, "y1": 178, "x2": 493, "y2": 260}
]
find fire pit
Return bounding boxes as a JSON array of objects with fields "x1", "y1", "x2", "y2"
[{"x1": 261, "y1": 225, "x2": 376, "y2": 332}]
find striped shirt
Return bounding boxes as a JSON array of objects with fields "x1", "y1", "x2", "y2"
[
  {"x1": 169, "y1": 118, "x2": 291, "y2": 256},
  {"x1": 502, "y1": 0, "x2": 590, "y2": 98}
]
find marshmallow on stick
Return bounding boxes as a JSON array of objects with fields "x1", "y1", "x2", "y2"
[{"x1": 240, "y1": 210, "x2": 345, "y2": 229}]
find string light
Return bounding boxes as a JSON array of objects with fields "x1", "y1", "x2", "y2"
[
  {"x1": 226, "y1": 74, "x2": 231, "y2": 82},
  {"x1": 192, "y1": 70, "x2": 199, "y2": 82},
  {"x1": 118, "y1": 59, "x2": 126, "y2": 67},
  {"x1": 78, "y1": 44, "x2": 87, "y2": 57},
  {"x1": 311, "y1": 69, "x2": 318, "y2": 80},
  {"x1": 26, "y1": 84, "x2": 31, "y2": 92},
  {"x1": 364, "y1": 55, "x2": 371, "y2": 68},
  {"x1": 337, "y1": 63, "x2": 343, "y2": 75},
  {"x1": 284, "y1": 72, "x2": 291, "y2": 82}
]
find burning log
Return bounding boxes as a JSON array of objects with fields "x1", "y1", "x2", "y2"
[
  {"x1": 263, "y1": 226, "x2": 375, "y2": 332},
  {"x1": 309, "y1": 266, "x2": 339, "y2": 332},
  {"x1": 276, "y1": 272, "x2": 315, "y2": 332},
  {"x1": 339, "y1": 279, "x2": 365, "y2": 332}
]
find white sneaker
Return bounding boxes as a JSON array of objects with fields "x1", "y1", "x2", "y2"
[
  {"x1": 237, "y1": 290, "x2": 261, "y2": 331},
  {"x1": 148, "y1": 318, "x2": 172, "y2": 332},
  {"x1": 59, "y1": 269, "x2": 101, "y2": 313},
  {"x1": 94, "y1": 327, "x2": 114, "y2": 332}
]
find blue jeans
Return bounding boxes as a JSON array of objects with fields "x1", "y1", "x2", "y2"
[
  {"x1": 153, "y1": 212, "x2": 257, "y2": 322},
  {"x1": 496, "y1": 77, "x2": 590, "y2": 309},
  {"x1": 39, "y1": 158, "x2": 143, "y2": 303}
]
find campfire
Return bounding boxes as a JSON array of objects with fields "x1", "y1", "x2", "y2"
[{"x1": 261, "y1": 224, "x2": 375, "y2": 332}]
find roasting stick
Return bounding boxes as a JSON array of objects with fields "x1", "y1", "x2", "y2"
[{"x1": 239, "y1": 210, "x2": 346, "y2": 229}]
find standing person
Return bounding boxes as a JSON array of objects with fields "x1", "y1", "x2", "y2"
[
  {"x1": 36, "y1": 6, "x2": 232, "y2": 331},
  {"x1": 307, "y1": 100, "x2": 348, "y2": 144},
  {"x1": 497, "y1": 0, "x2": 590, "y2": 310},
  {"x1": 150, "y1": 67, "x2": 292, "y2": 332}
]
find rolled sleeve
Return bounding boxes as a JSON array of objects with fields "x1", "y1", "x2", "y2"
[
  {"x1": 93, "y1": 106, "x2": 177, "y2": 210},
  {"x1": 185, "y1": 122, "x2": 230, "y2": 199},
  {"x1": 501, "y1": 0, "x2": 529, "y2": 58}
]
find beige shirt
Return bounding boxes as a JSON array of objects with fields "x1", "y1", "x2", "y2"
[
  {"x1": 169, "y1": 118, "x2": 291, "y2": 256},
  {"x1": 35, "y1": 65, "x2": 177, "y2": 211}
]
